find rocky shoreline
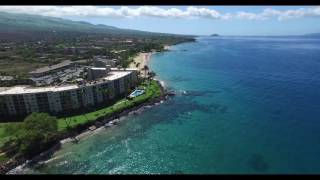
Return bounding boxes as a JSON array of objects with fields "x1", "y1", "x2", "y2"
[{"x1": 2, "y1": 80, "x2": 170, "y2": 174}]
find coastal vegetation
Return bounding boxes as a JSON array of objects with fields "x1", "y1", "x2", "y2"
[
  {"x1": 1, "y1": 113, "x2": 58, "y2": 159},
  {"x1": 57, "y1": 80, "x2": 161, "y2": 131},
  {"x1": 0, "y1": 79, "x2": 163, "y2": 169}
]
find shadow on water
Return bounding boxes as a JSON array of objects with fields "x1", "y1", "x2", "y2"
[
  {"x1": 247, "y1": 153, "x2": 269, "y2": 172},
  {"x1": 168, "y1": 76, "x2": 192, "y2": 83},
  {"x1": 114, "y1": 94, "x2": 230, "y2": 141},
  {"x1": 272, "y1": 109, "x2": 282, "y2": 116},
  {"x1": 174, "y1": 170, "x2": 185, "y2": 174},
  {"x1": 182, "y1": 90, "x2": 221, "y2": 97}
]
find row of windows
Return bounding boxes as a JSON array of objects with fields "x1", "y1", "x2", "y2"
[{"x1": 0, "y1": 74, "x2": 137, "y2": 115}]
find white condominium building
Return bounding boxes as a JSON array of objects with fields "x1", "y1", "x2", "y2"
[{"x1": 0, "y1": 69, "x2": 138, "y2": 117}]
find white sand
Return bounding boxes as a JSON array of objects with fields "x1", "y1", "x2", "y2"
[
  {"x1": 164, "y1": 45, "x2": 171, "y2": 50},
  {"x1": 130, "y1": 52, "x2": 152, "y2": 69}
]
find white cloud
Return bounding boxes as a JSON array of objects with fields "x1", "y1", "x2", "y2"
[
  {"x1": 186, "y1": 6, "x2": 221, "y2": 19},
  {"x1": 235, "y1": 12, "x2": 266, "y2": 20},
  {"x1": 0, "y1": 6, "x2": 319, "y2": 21}
]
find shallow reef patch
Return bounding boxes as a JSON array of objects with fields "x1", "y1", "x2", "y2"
[{"x1": 247, "y1": 153, "x2": 269, "y2": 172}]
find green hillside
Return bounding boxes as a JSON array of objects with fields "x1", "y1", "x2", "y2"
[{"x1": 0, "y1": 11, "x2": 193, "y2": 39}]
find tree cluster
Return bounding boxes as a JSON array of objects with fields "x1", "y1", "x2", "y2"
[{"x1": 3, "y1": 113, "x2": 58, "y2": 158}]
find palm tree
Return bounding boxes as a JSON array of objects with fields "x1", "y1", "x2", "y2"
[
  {"x1": 0, "y1": 97, "x2": 5, "y2": 105},
  {"x1": 64, "y1": 118, "x2": 71, "y2": 130},
  {"x1": 108, "y1": 86, "x2": 115, "y2": 98},
  {"x1": 148, "y1": 71, "x2": 156, "y2": 80},
  {"x1": 142, "y1": 65, "x2": 149, "y2": 80},
  {"x1": 120, "y1": 60, "x2": 129, "y2": 71},
  {"x1": 99, "y1": 87, "x2": 109, "y2": 100},
  {"x1": 102, "y1": 88, "x2": 109, "y2": 94}
]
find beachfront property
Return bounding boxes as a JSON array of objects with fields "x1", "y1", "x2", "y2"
[
  {"x1": 87, "y1": 67, "x2": 110, "y2": 81},
  {"x1": 93, "y1": 56, "x2": 118, "y2": 68},
  {"x1": 0, "y1": 68, "x2": 138, "y2": 117},
  {"x1": 29, "y1": 60, "x2": 74, "y2": 78}
]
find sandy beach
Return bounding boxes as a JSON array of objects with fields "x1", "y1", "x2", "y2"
[
  {"x1": 164, "y1": 45, "x2": 171, "y2": 50},
  {"x1": 130, "y1": 52, "x2": 153, "y2": 69},
  {"x1": 130, "y1": 45, "x2": 170, "y2": 76}
]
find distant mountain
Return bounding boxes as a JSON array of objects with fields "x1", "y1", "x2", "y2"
[
  {"x1": 0, "y1": 11, "x2": 193, "y2": 40},
  {"x1": 0, "y1": 12, "x2": 117, "y2": 31}
]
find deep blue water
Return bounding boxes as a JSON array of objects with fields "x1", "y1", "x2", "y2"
[{"x1": 14, "y1": 36, "x2": 320, "y2": 174}]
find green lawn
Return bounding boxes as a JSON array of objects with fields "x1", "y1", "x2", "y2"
[
  {"x1": 0, "y1": 80, "x2": 162, "y2": 148},
  {"x1": 0, "y1": 122, "x2": 21, "y2": 164},
  {"x1": 57, "y1": 80, "x2": 162, "y2": 131},
  {"x1": 0, "y1": 122, "x2": 20, "y2": 148},
  {"x1": 0, "y1": 152, "x2": 9, "y2": 164}
]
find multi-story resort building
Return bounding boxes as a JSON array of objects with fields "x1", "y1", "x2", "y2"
[
  {"x1": 0, "y1": 67, "x2": 139, "y2": 118},
  {"x1": 29, "y1": 60, "x2": 74, "y2": 78}
]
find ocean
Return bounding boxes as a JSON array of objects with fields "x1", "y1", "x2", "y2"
[{"x1": 11, "y1": 36, "x2": 320, "y2": 174}]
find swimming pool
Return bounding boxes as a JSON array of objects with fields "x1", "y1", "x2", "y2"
[{"x1": 128, "y1": 89, "x2": 145, "y2": 98}]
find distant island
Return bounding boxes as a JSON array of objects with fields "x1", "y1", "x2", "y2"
[
  {"x1": 304, "y1": 33, "x2": 320, "y2": 37},
  {"x1": 210, "y1": 34, "x2": 219, "y2": 37}
]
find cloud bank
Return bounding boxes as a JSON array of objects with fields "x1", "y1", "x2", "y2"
[{"x1": 0, "y1": 6, "x2": 319, "y2": 21}]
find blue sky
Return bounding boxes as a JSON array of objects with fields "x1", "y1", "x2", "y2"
[{"x1": 1, "y1": 6, "x2": 320, "y2": 36}]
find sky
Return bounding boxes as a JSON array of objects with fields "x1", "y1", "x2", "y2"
[{"x1": 0, "y1": 6, "x2": 320, "y2": 36}]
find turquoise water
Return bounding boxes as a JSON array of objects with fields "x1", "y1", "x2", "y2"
[{"x1": 14, "y1": 36, "x2": 320, "y2": 174}]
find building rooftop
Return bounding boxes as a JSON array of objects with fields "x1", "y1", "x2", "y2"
[
  {"x1": 111, "y1": 68, "x2": 138, "y2": 71},
  {"x1": 0, "y1": 70, "x2": 134, "y2": 95},
  {"x1": 102, "y1": 71, "x2": 130, "y2": 81},
  {"x1": 90, "y1": 67, "x2": 107, "y2": 71},
  {"x1": 29, "y1": 60, "x2": 73, "y2": 74},
  {"x1": 0, "y1": 76, "x2": 14, "y2": 81}
]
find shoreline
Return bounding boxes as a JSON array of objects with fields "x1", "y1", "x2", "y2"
[
  {"x1": 129, "y1": 52, "x2": 154, "y2": 76},
  {"x1": 164, "y1": 45, "x2": 171, "y2": 50},
  {"x1": 7, "y1": 90, "x2": 168, "y2": 174},
  {"x1": 3, "y1": 45, "x2": 173, "y2": 174},
  {"x1": 5, "y1": 82, "x2": 169, "y2": 174},
  {"x1": 129, "y1": 45, "x2": 171, "y2": 75}
]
